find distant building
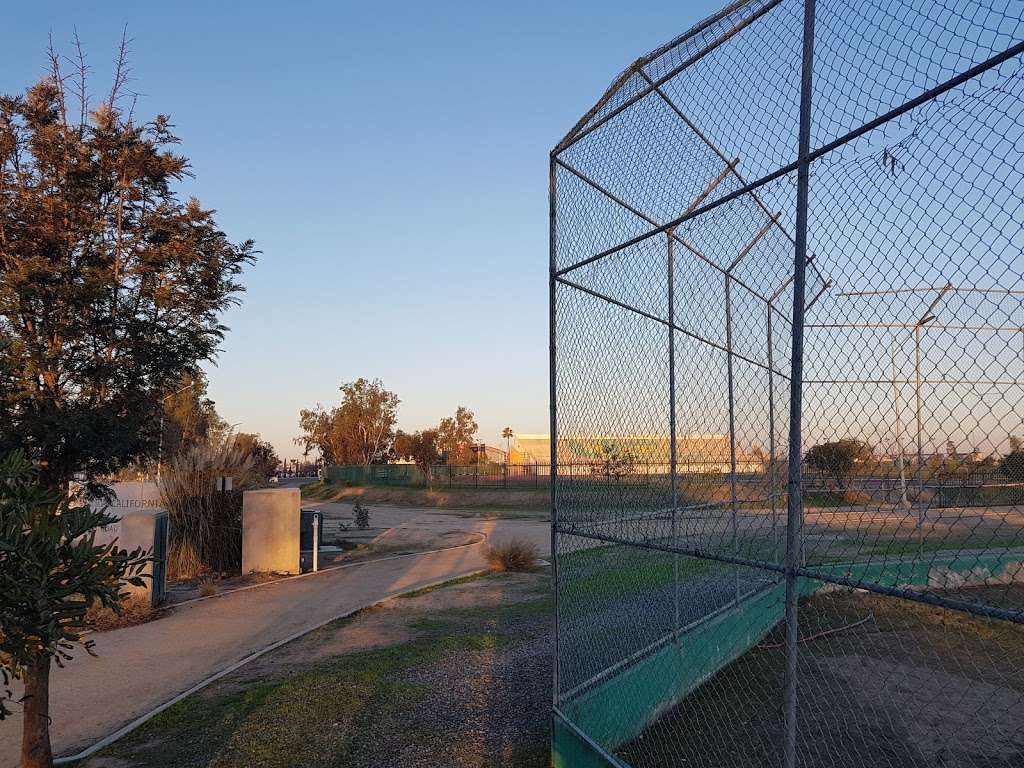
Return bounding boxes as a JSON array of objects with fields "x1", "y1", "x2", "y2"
[
  {"x1": 469, "y1": 443, "x2": 507, "y2": 463},
  {"x1": 511, "y1": 433, "x2": 764, "y2": 473}
]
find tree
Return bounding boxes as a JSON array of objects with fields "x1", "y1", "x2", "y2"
[
  {"x1": 591, "y1": 440, "x2": 637, "y2": 483},
  {"x1": 0, "y1": 452, "x2": 149, "y2": 768},
  {"x1": 233, "y1": 432, "x2": 279, "y2": 479},
  {"x1": 804, "y1": 439, "x2": 873, "y2": 491},
  {"x1": 160, "y1": 374, "x2": 228, "y2": 460},
  {"x1": 0, "y1": 45, "x2": 253, "y2": 767},
  {"x1": 1000, "y1": 440, "x2": 1024, "y2": 482},
  {"x1": 297, "y1": 378, "x2": 399, "y2": 466},
  {"x1": 437, "y1": 406, "x2": 478, "y2": 465},
  {"x1": 590, "y1": 441, "x2": 637, "y2": 511},
  {"x1": 394, "y1": 428, "x2": 439, "y2": 488},
  {"x1": 502, "y1": 427, "x2": 513, "y2": 461},
  {"x1": 0, "y1": 45, "x2": 255, "y2": 494}
]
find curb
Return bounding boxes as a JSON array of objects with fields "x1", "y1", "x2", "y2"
[{"x1": 54, "y1": 566, "x2": 492, "y2": 765}]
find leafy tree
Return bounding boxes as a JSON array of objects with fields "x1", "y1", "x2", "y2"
[
  {"x1": 437, "y1": 406, "x2": 479, "y2": 465},
  {"x1": 590, "y1": 441, "x2": 637, "y2": 511},
  {"x1": 0, "y1": 452, "x2": 149, "y2": 768},
  {"x1": 0, "y1": 46, "x2": 252, "y2": 767},
  {"x1": 233, "y1": 432, "x2": 279, "y2": 479},
  {"x1": 0, "y1": 47, "x2": 255, "y2": 494},
  {"x1": 1000, "y1": 441, "x2": 1024, "y2": 482},
  {"x1": 394, "y1": 428, "x2": 439, "y2": 488},
  {"x1": 161, "y1": 374, "x2": 228, "y2": 459},
  {"x1": 590, "y1": 440, "x2": 637, "y2": 482},
  {"x1": 804, "y1": 439, "x2": 873, "y2": 491},
  {"x1": 297, "y1": 378, "x2": 399, "y2": 465}
]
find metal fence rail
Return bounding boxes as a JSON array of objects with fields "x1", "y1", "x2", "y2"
[{"x1": 550, "y1": 2, "x2": 1024, "y2": 767}]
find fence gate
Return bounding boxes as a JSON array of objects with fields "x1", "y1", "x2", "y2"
[{"x1": 550, "y1": 2, "x2": 1024, "y2": 767}]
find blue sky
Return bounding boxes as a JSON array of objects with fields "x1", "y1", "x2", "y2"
[{"x1": 4, "y1": 0, "x2": 723, "y2": 460}]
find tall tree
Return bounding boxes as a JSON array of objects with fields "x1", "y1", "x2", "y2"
[
  {"x1": 0, "y1": 44, "x2": 254, "y2": 766},
  {"x1": 437, "y1": 406, "x2": 478, "y2": 465},
  {"x1": 0, "y1": 45, "x2": 255, "y2": 493},
  {"x1": 804, "y1": 439, "x2": 873, "y2": 492},
  {"x1": 502, "y1": 426, "x2": 513, "y2": 461},
  {"x1": 160, "y1": 373, "x2": 227, "y2": 460},
  {"x1": 394, "y1": 428, "x2": 439, "y2": 489},
  {"x1": 233, "y1": 432, "x2": 279, "y2": 479},
  {"x1": 297, "y1": 378, "x2": 399, "y2": 465}
]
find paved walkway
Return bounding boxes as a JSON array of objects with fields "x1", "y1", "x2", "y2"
[{"x1": 0, "y1": 507, "x2": 549, "y2": 766}]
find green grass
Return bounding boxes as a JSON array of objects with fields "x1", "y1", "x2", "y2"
[
  {"x1": 91, "y1": 582, "x2": 553, "y2": 768},
  {"x1": 557, "y1": 545, "x2": 715, "y2": 610}
]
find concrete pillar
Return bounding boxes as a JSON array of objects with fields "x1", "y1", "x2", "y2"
[
  {"x1": 242, "y1": 488, "x2": 301, "y2": 574},
  {"x1": 91, "y1": 482, "x2": 168, "y2": 607}
]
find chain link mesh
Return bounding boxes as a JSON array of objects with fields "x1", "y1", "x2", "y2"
[{"x1": 551, "y1": 2, "x2": 1024, "y2": 766}]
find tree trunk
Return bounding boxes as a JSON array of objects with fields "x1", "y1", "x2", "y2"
[{"x1": 21, "y1": 656, "x2": 53, "y2": 768}]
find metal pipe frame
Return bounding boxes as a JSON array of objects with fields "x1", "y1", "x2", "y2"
[
  {"x1": 549, "y1": 5, "x2": 1024, "y2": 764},
  {"x1": 553, "y1": 156, "x2": 784, "y2": 313},
  {"x1": 783, "y1": 3, "x2": 816, "y2": 766},
  {"x1": 553, "y1": 0, "x2": 784, "y2": 155},
  {"x1": 668, "y1": 230, "x2": 680, "y2": 634},
  {"x1": 725, "y1": 275, "x2": 741, "y2": 602},
  {"x1": 634, "y1": 67, "x2": 832, "y2": 305},
  {"x1": 548, "y1": 156, "x2": 561, "y2": 708},
  {"x1": 554, "y1": 275, "x2": 790, "y2": 380},
  {"x1": 552, "y1": 38, "x2": 1024, "y2": 280},
  {"x1": 804, "y1": 378, "x2": 1024, "y2": 386}
]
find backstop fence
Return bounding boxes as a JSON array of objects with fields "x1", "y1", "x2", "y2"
[{"x1": 549, "y1": 2, "x2": 1024, "y2": 766}]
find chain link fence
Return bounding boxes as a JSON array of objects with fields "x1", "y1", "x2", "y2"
[{"x1": 549, "y1": 2, "x2": 1024, "y2": 766}]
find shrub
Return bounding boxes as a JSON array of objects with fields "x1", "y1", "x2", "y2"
[
  {"x1": 354, "y1": 502, "x2": 370, "y2": 529},
  {"x1": 487, "y1": 539, "x2": 541, "y2": 572},
  {"x1": 161, "y1": 436, "x2": 256, "y2": 580}
]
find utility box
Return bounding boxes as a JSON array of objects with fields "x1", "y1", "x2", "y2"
[
  {"x1": 242, "y1": 488, "x2": 301, "y2": 574},
  {"x1": 91, "y1": 482, "x2": 169, "y2": 607}
]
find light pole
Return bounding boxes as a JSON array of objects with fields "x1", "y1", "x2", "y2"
[
  {"x1": 891, "y1": 336, "x2": 909, "y2": 508},
  {"x1": 157, "y1": 380, "x2": 198, "y2": 484}
]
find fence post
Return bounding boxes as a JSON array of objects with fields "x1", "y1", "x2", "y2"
[
  {"x1": 549, "y1": 155, "x2": 561, "y2": 708},
  {"x1": 725, "y1": 272, "x2": 739, "y2": 603},
  {"x1": 783, "y1": 2, "x2": 816, "y2": 768},
  {"x1": 668, "y1": 229, "x2": 679, "y2": 634},
  {"x1": 768, "y1": 303, "x2": 778, "y2": 561}
]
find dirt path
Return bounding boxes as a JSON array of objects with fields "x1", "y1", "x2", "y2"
[{"x1": 0, "y1": 511, "x2": 549, "y2": 766}]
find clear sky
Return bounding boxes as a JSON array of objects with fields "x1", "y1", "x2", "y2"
[{"x1": 4, "y1": 0, "x2": 724, "y2": 460}]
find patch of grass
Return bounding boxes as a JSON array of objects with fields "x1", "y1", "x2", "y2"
[
  {"x1": 91, "y1": 574, "x2": 554, "y2": 768},
  {"x1": 99, "y1": 627, "x2": 514, "y2": 768},
  {"x1": 396, "y1": 570, "x2": 493, "y2": 599},
  {"x1": 300, "y1": 481, "x2": 550, "y2": 516},
  {"x1": 558, "y1": 545, "x2": 715, "y2": 607}
]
